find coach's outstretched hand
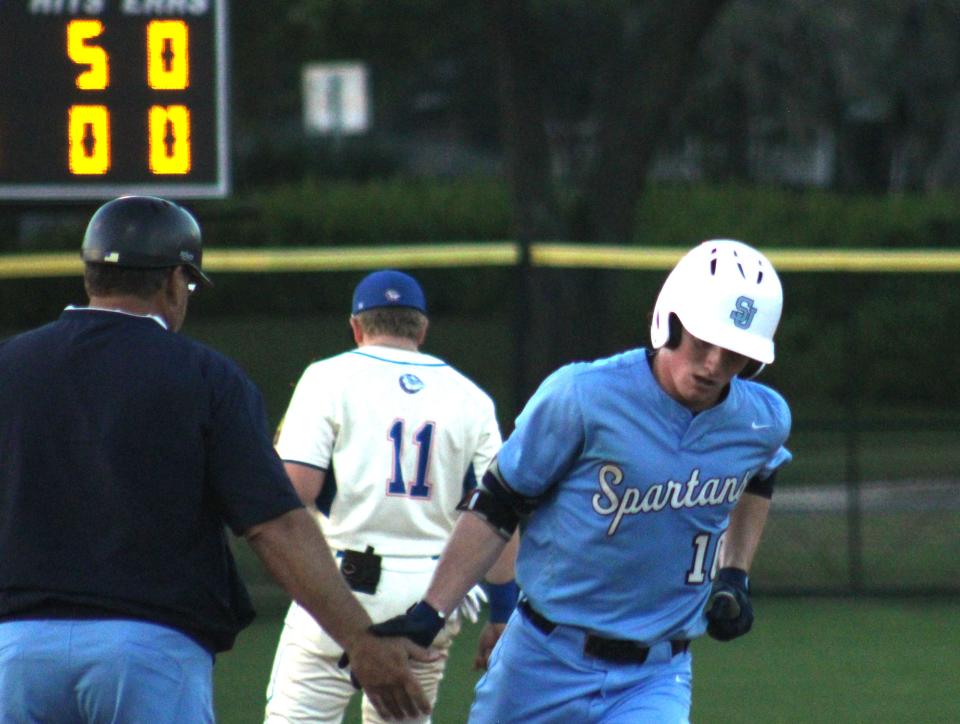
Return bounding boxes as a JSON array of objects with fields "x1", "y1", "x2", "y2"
[
  {"x1": 705, "y1": 567, "x2": 754, "y2": 641},
  {"x1": 371, "y1": 601, "x2": 447, "y2": 648},
  {"x1": 343, "y1": 631, "x2": 437, "y2": 720}
]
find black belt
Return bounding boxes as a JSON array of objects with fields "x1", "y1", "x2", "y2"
[{"x1": 519, "y1": 598, "x2": 689, "y2": 665}]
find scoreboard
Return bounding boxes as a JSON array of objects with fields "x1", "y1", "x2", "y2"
[{"x1": 0, "y1": 0, "x2": 229, "y2": 199}]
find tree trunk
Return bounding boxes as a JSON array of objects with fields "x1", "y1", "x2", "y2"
[
  {"x1": 488, "y1": 0, "x2": 573, "y2": 409},
  {"x1": 488, "y1": 0, "x2": 731, "y2": 412},
  {"x1": 586, "y1": 0, "x2": 730, "y2": 243}
]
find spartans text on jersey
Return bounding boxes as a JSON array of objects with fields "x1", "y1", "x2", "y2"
[{"x1": 592, "y1": 464, "x2": 753, "y2": 535}]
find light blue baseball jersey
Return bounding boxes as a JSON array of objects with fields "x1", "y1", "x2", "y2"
[{"x1": 498, "y1": 348, "x2": 792, "y2": 644}]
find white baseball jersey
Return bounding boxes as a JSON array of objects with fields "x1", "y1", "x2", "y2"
[{"x1": 275, "y1": 344, "x2": 501, "y2": 557}]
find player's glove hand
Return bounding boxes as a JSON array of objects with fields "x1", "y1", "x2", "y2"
[
  {"x1": 705, "y1": 567, "x2": 754, "y2": 641},
  {"x1": 337, "y1": 602, "x2": 445, "y2": 689},
  {"x1": 450, "y1": 584, "x2": 487, "y2": 625},
  {"x1": 369, "y1": 600, "x2": 446, "y2": 648}
]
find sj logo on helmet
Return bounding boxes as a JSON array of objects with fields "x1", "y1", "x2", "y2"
[{"x1": 730, "y1": 296, "x2": 758, "y2": 329}]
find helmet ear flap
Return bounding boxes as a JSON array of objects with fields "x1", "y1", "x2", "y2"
[
  {"x1": 665, "y1": 314, "x2": 683, "y2": 349},
  {"x1": 738, "y1": 360, "x2": 765, "y2": 379}
]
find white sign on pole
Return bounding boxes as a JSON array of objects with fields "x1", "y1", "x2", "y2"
[{"x1": 302, "y1": 62, "x2": 370, "y2": 135}]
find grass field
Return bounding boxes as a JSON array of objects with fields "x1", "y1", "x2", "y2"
[
  {"x1": 3, "y1": 314, "x2": 954, "y2": 720},
  {"x1": 214, "y1": 597, "x2": 960, "y2": 723}
]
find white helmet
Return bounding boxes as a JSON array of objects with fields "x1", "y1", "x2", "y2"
[{"x1": 650, "y1": 239, "x2": 782, "y2": 365}]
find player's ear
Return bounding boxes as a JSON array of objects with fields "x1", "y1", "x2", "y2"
[
  {"x1": 163, "y1": 267, "x2": 178, "y2": 298},
  {"x1": 417, "y1": 318, "x2": 429, "y2": 347},
  {"x1": 665, "y1": 314, "x2": 683, "y2": 349},
  {"x1": 349, "y1": 315, "x2": 364, "y2": 346}
]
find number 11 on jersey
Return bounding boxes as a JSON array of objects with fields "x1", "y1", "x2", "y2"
[{"x1": 387, "y1": 420, "x2": 435, "y2": 498}]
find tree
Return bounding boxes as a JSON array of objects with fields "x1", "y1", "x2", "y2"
[
  {"x1": 228, "y1": 1, "x2": 960, "y2": 400},
  {"x1": 486, "y1": 0, "x2": 731, "y2": 395}
]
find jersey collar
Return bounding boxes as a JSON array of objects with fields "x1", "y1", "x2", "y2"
[
  {"x1": 352, "y1": 344, "x2": 444, "y2": 366},
  {"x1": 641, "y1": 347, "x2": 741, "y2": 421},
  {"x1": 64, "y1": 305, "x2": 168, "y2": 330}
]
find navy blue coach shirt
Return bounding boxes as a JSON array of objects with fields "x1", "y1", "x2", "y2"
[{"x1": 0, "y1": 309, "x2": 304, "y2": 653}]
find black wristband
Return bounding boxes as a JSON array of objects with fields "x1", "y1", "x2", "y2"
[
  {"x1": 368, "y1": 600, "x2": 445, "y2": 648},
  {"x1": 717, "y1": 567, "x2": 749, "y2": 592},
  {"x1": 408, "y1": 600, "x2": 445, "y2": 632}
]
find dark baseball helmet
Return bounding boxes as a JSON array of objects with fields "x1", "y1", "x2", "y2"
[{"x1": 81, "y1": 196, "x2": 212, "y2": 286}]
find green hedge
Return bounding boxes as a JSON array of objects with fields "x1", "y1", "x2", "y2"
[
  {"x1": 6, "y1": 179, "x2": 960, "y2": 250},
  {"x1": 187, "y1": 179, "x2": 960, "y2": 249},
  {"x1": 635, "y1": 184, "x2": 960, "y2": 248},
  {"x1": 195, "y1": 176, "x2": 513, "y2": 247}
]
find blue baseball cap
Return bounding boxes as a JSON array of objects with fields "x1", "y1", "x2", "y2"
[{"x1": 351, "y1": 269, "x2": 427, "y2": 315}]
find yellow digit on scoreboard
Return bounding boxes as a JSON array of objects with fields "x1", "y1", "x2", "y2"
[
  {"x1": 149, "y1": 105, "x2": 191, "y2": 175},
  {"x1": 147, "y1": 20, "x2": 189, "y2": 90},
  {"x1": 68, "y1": 105, "x2": 110, "y2": 175},
  {"x1": 0, "y1": 3, "x2": 227, "y2": 198},
  {"x1": 67, "y1": 20, "x2": 109, "y2": 90}
]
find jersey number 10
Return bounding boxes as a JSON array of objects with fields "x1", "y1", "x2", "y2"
[
  {"x1": 387, "y1": 420, "x2": 434, "y2": 498},
  {"x1": 686, "y1": 531, "x2": 726, "y2": 585}
]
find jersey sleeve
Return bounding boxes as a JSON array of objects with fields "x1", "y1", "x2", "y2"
[
  {"x1": 496, "y1": 364, "x2": 586, "y2": 497},
  {"x1": 275, "y1": 363, "x2": 337, "y2": 470},
  {"x1": 469, "y1": 394, "x2": 503, "y2": 485},
  {"x1": 205, "y1": 365, "x2": 304, "y2": 535},
  {"x1": 759, "y1": 386, "x2": 793, "y2": 478}
]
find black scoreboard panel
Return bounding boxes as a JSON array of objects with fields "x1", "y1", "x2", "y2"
[{"x1": 0, "y1": 0, "x2": 229, "y2": 199}]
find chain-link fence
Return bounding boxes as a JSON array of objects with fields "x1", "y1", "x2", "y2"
[{"x1": 3, "y1": 244, "x2": 958, "y2": 596}]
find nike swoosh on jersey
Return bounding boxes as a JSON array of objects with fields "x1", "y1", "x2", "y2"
[{"x1": 751, "y1": 422, "x2": 771, "y2": 430}]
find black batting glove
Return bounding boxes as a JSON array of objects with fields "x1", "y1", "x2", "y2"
[
  {"x1": 705, "y1": 567, "x2": 754, "y2": 641},
  {"x1": 369, "y1": 600, "x2": 446, "y2": 648},
  {"x1": 337, "y1": 601, "x2": 446, "y2": 689}
]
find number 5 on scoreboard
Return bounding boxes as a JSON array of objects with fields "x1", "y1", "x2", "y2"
[{"x1": 67, "y1": 20, "x2": 108, "y2": 90}]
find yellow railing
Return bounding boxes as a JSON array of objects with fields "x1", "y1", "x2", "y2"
[{"x1": 3, "y1": 243, "x2": 960, "y2": 278}]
